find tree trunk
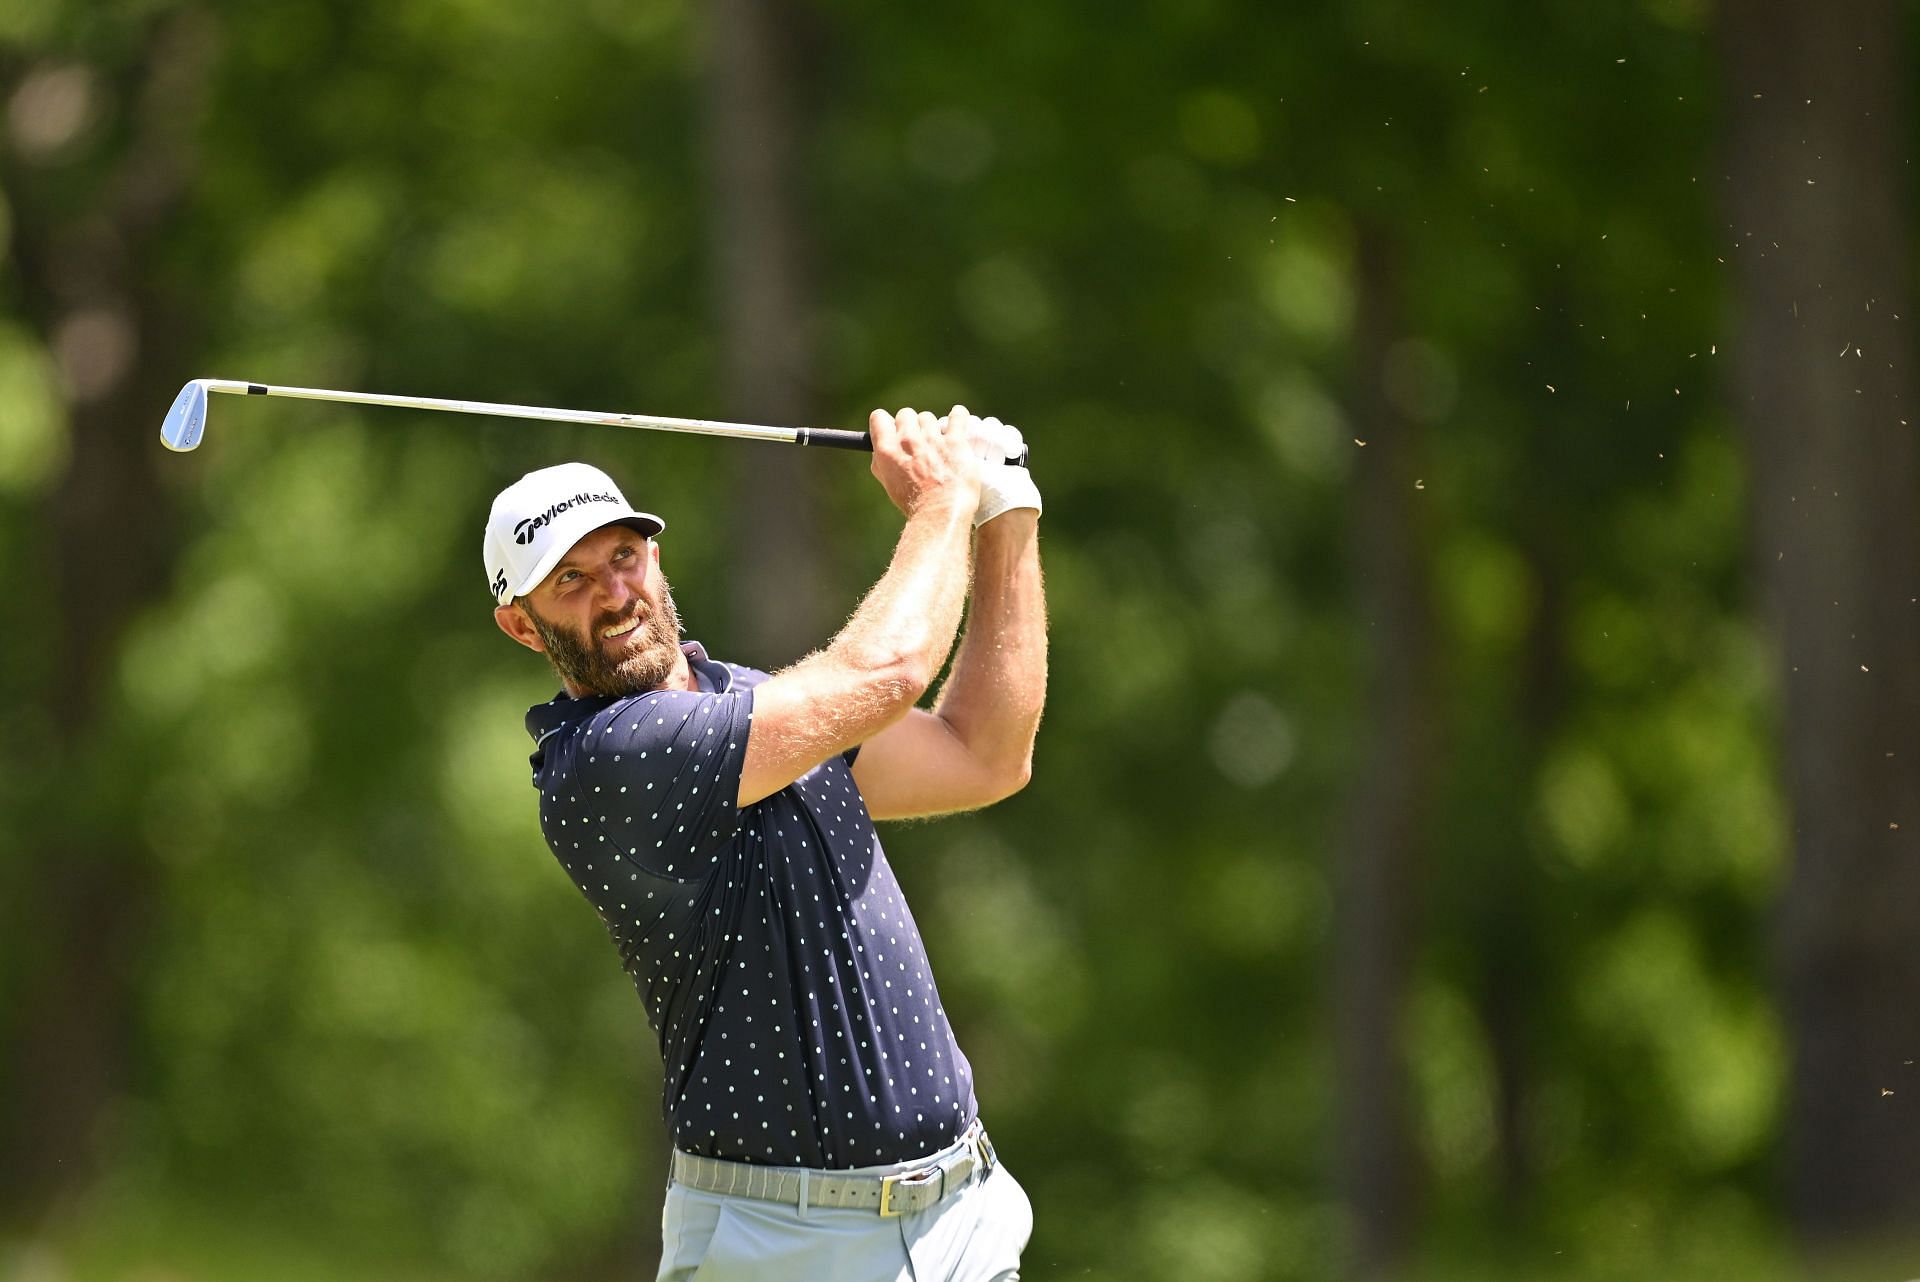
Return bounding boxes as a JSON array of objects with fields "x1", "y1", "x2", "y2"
[
  {"x1": 1719, "y1": 0, "x2": 1920, "y2": 1240},
  {"x1": 1472, "y1": 533, "x2": 1567, "y2": 1224},
  {"x1": 0, "y1": 13, "x2": 212, "y2": 1221},
  {"x1": 1334, "y1": 229, "x2": 1436, "y2": 1277},
  {"x1": 703, "y1": 0, "x2": 832, "y2": 665}
]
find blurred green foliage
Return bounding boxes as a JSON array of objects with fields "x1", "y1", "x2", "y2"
[{"x1": 1, "y1": 0, "x2": 1912, "y2": 1278}]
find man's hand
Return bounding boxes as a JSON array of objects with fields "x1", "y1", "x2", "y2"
[
  {"x1": 869, "y1": 405, "x2": 983, "y2": 518},
  {"x1": 968, "y1": 416, "x2": 1042, "y2": 527}
]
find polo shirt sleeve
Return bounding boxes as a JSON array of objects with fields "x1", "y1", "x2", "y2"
[{"x1": 577, "y1": 687, "x2": 754, "y2": 877}]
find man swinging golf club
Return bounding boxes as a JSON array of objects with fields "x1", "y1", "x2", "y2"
[{"x1": 484, "y1": 405, "x2": 1046, "y2": 1281}]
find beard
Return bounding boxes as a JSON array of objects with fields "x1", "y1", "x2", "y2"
[{"x1": 522, "y1": 577, "x2": 686, "y2": 698}]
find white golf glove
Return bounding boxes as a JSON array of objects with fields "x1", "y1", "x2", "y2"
[{"x1": 970, "y1": 415, "x2": 1042, "y2": 527}]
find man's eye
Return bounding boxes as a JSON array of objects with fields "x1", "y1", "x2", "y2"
[
  {"x1": 613, "y1": 545, "x2": 633, "y2": 560},
  {"x1": 558, "y1": 570, "x2": 580, "y2": 584}
]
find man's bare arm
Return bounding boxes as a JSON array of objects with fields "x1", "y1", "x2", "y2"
[
  {"x1": 737, "y1": 407, "x2": 980, "y2": 807},
  {"x1": 852, "y1": 508, "x2": 1047, "y2": 818}
]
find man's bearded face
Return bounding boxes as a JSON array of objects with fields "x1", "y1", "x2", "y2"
[{"x1": 522, "y1": 572, "x2": 685, "y2": 697}]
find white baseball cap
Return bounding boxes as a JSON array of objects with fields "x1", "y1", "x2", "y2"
[{"x1": 483, "y1": 461, "x2": 664, "y2": 605}]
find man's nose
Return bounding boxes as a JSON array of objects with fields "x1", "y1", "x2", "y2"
[{"x1": 597, "y1": 561, "x2": 646, "y2": 607}]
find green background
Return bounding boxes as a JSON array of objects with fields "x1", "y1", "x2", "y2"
[{"x1": 2, "y1": 0, "x2": 1916, "y2": 1278}]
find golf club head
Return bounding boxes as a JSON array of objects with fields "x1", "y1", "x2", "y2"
[{"x1": 160, "y1": 380, "x2": 209, "y2": 451}]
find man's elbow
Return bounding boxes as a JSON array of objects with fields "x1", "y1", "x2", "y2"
[
  {"x1": 986, "y1": 757, "x2": 1033, "y2": 803},
  {"x1": 838, "y1": 645, "x2": 935, "y2": 719},
  {"x1": 875, "y1": 654, "x2": 937, "y2": 715}
]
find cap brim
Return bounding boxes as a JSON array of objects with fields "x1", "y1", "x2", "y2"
[{"x1": 610, "y1": 513, "x2": 665, "y2": 538}]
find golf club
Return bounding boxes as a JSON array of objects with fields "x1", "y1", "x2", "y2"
[{"x1": 159, "y1": 379, "x2": 1027, "y2": 463}]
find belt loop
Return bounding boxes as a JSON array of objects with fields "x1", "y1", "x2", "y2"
[{"x1": 797, "y1": 1168, "x2": 810, "y2": 1220}]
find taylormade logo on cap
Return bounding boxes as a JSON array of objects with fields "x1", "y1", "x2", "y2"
[
  {"x1": 483, "y1": 462, "x2": 664, "y2": 606},
  {"x1": 513, "y1": 491, "x2": 623, "y2": 545}
]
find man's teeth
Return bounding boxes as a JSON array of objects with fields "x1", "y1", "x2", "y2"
[{"x1": 603, "y1": 616, "x2": 640, "y2": 639}]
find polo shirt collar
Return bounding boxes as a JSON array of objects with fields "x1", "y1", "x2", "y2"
[{"x1": 525, "y1": 640, "x2": 727, "y2": 767}]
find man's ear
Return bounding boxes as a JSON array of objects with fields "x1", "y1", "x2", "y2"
[{"x1": 494, "y1": 602, "x2": 546, "y2": 653}]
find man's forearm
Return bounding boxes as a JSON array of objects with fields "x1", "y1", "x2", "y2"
[
  {"x1": 930, "y1": 511, "x2": 1047, "y2": 781},
  {"x1": 826, "y1": 497, "x2": 976, "y2": 695}
]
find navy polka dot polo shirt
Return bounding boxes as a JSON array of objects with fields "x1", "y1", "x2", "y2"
[{"x1": 524, "y1": 640, "x2": 979, "y2": 1168}]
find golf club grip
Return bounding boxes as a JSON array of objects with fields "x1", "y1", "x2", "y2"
[
  {"x1": 794, "y1": 428, "x2": 1030, "y2": 467},
  {"x1": 797, "y1": 428, "x2": 873, "y2": 451}
]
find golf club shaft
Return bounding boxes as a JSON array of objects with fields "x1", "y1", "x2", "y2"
[{"x1": 197, "y1": 379, "x2": 873, "y2": 450}]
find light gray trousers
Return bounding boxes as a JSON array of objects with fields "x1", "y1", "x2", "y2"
[{"x1": 656, "y1": 1160, "x2": 1032, "y2": 1282}]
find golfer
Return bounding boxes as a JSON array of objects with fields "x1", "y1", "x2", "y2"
[{"x1": 483, "y1": 406, "x2": 1046, "y2": 1281}]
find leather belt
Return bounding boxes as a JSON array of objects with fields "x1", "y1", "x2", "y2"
[{"x1": 670, "y1": 1121, "x2": 997, "y2": 1218}]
